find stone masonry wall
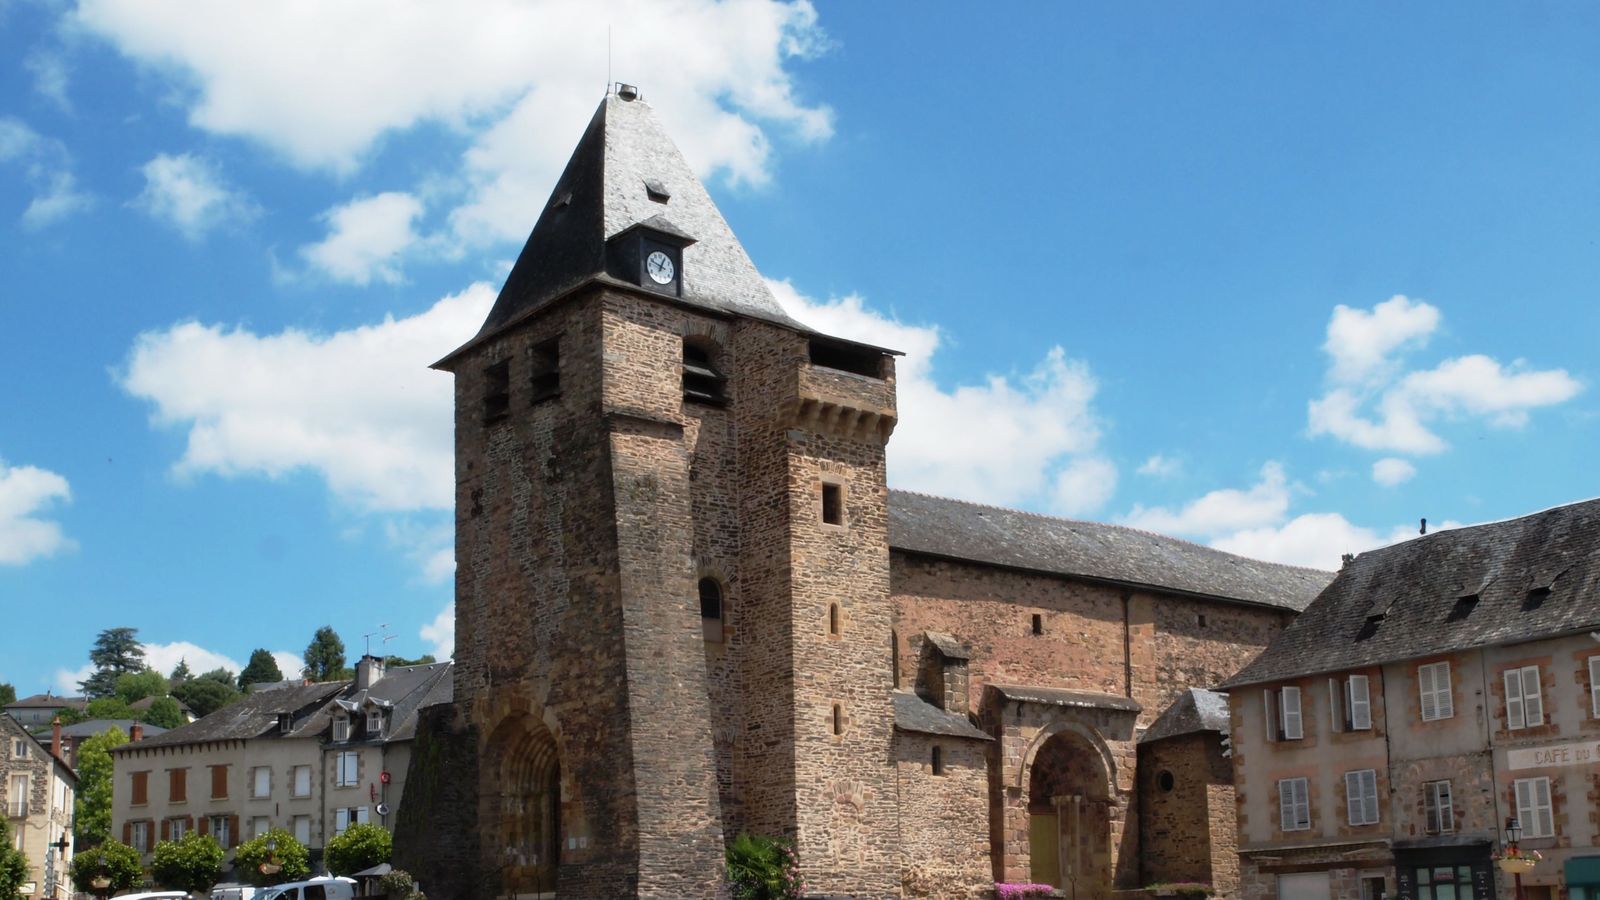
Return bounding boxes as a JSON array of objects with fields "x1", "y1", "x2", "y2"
[
  {"x1": 1138, "y1": 734, "x2": 1227, "y2": 890},
  {"x1": 896, "y1": 732, "x2": 992, "y2": 899}
]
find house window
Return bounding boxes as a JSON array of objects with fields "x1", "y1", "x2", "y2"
[
  {"x1": 334, "y1": 806, "x2": 369, "y2": 835},
  {"x1": 131, "y1": 771, "x2": 149, "y2": 806},
  {"x1": 251, "y1": 767, "x2": 270, "y2": 799},
  {"x1": 7, "y1": 775, "x2": 27, "y2": 818},
  {"x1": 1345, "y1": 769, "x2": 1380, "y2": 826},
  {"x1": 1279, "y1": 686, "x2": 1304, "y2": 740},
  {"x1": 1591, "y1": 656, "x2": 1600, "y2": 718},
  {"x1": 10, "y1": 738, "x2": 28, "y2": 760},
  {"x1": 1514, "y1": 777, "x2": 1554, "y2": 838},
  {"x1": 367, "y1": 711, "x2": 384, "y2": 736},
  {"x1": 170, "y1": 817, "x2": 189, "y2": 841},
  {"x1": 1418, "y1": 661, "x2": 1454, "y2": 721},
  {"x1": 699, "y1": 577, "x2": 723, "y2": 643},
  {"x1": 333, "y1": 716, "x2": 351, "y2": 742},
  {"x1": 931, "y1": 746, "x2": 944, "y2": 776},
  {"x1": 529, "y1": 338, "x2": 560, "y2": 403},
  {"x1": 250, "y1": 816, "x2": 270, "y2": 840},
  {"x1": 820, "y1": 481, "x2": 844, "y2": 526},
  {"x1": 210, "y1": 815, "x2": 231, "y2": 847},
  {"x1": 210, "y1": 764, "x2": 229, "y2": 799},
  {"x1": 169, "y1": 767, "x2": 188, "y2": 803},
  {"x1": 1031, "y1": 614, "x2": 1043, "y2": 636},
  {"x1": 292, "y1": 814, "x2": 311, "y2": 845},
  {"x1": 128, "y1": 821, "x2": 150, "y2": 853},
  {"x1": 1504, "y1": 665, "x2": 1544, "y2": 729},
  {"x1": 278, "y1": 713, "x2": 293, "y2": 734},
  {"x1": 1424, "y1": 780, "x2": 1454, "y2": 834},
  {"x1": 292, "y1": 765, "x2": 312, "y2": 798},
  {"x1": 336, "y1": 751, "x2": 359, "y2": 787},
  {"x1": 1330, "y1": 674, "x2": 1372, "y2": 731},
  {"x1": 1278, "y1": 777, "x2": 1311, "y2": 831},
  {"x1": 682, "y1": 341, "x2": 726, "y2": 405},
  {"x1": 483, "y1": 359, "x2": 510, "y2": 421}
]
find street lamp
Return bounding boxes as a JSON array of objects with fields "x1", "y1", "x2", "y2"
[
  {"x1": 1497, "y1": 816, "x2": 1538, "y2": 900},
  {"x1": 260, "y1": 835, "x2": 283, "y2": 877}
]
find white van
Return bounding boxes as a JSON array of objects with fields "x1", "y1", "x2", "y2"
[
  {"x1": 114, "y1": 892, "x2": 189, "y2": 900},
  {"x1": 252, "y1": 877, "x2": 356, "y2": 900},
  {"x1": 210, "y1": 884, "x2": 259, "y2": 900}
]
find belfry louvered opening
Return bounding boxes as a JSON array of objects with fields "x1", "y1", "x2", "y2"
[{"x1": 682, "y1": 340, "x2": 726, "y2": 405}]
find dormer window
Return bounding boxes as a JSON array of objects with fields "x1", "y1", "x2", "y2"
[
  {"x1": 366, "y1": 711, "x2": 384, "y2": 736},
  {"x1": 333, "y1": 716, "x2": 350, "y2": 742},
  {"x1": 683, "y1": 341, "x2": 726, "y2": 406},
  {"x1": 278, "y1": 713, "x2": 292, "y2": 735}
]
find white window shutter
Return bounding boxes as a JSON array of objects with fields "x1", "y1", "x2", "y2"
[
  {"x1": 1522, "y1": 667, "x2": 1543, "y2": 726},
  {"x1": 1537, "y1": 778, "x2": 1553, "y2": 836},
  {"x1": 1349, "y1": 675, "x2": 1371, "y2": 730},
  {"x1": 1346, "y1": 771, "x2": 1361, "y2": 824},
  {"x1": 1590, "y1": 657, "x2": 1600, "y2": 717},
  {"x1": 335, "y1": 808, "x2": 348, "y2": 834},
  {"x1": 1505, "y1": 669, "x2": 1525, "y2": 729},
  {"x1": 1437, "y1": 663, "x2": 1453, "y2": 718},
  {"x1": 1281, "y1": 686, "x2": 1303, "y2": 740},
  {"x1": 356, "y1": 806, "x2": 369, "y2": 824},
  {"x1": 1420, "y1": 665, "x2": 1437, "y2": 720},
  {"x1": 1280, "y1": 780, "x2": 1295, "y2": 830},
  {"x1": 1363, "y1": 771, "x2": 1379, "y2": 824}
]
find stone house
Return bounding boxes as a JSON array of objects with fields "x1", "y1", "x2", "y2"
[
  {"x1": 111, "y1": 658, "x2": 449, "y2": 869},
  {"x1": 1, "y1": 714, "x2": 76, "y2": 900},
  {"x1": 1223, "y1": 497, "x2": 1600, "y2": 900},
  {"x1": 394, "y1": 85, "x2": 1331, "y2": 900}
]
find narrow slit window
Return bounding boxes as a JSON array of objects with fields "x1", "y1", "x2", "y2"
[
  {"x1": 1031, "y1": 614, "x2": 1043, "y2": 636},
  {"x1": 821, "y1": 482, "x2": 843, "y2": 526},
  {"x1": 828, "y1": 603, "x2": 840, "y2": 635},
  {"x1": 931, "y1": 746, "x2": 944, "y2": 776},
  {"x1": 831, "y1": 704, "x2": 843, "y2": 736},
  {"x1": 529, "y1": 338, "x2": 560, "y2": 403},
  {"x1": 682, "y1": 342, "x2": 726, "y2": 405},
  {"x1": 699, "y1": 577, "x2": 723, "y2": 643},
  {"x1": 891, "y1": 629, "x2": 901, "y2": 688},
  {"x1": 483, "y1": 359, "x2": 510, "y2": 421}
]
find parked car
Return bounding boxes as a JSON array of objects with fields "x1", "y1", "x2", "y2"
[{"x1": 254, "y1": 877, "x2": 357, "y2": 900}]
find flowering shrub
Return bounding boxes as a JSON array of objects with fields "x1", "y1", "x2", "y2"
[
  {"x1": 726, "y1": 833, "x2": 805, "y2": 900},
  {"x1": 995, "y1": 884, "x2": 1054, "y2": 899}
]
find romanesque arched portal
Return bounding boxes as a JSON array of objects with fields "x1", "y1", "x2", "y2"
[
  {"x1": 482, "y1": 714, "x2": 562, "y2": 898},
  {"x1": 1027, "y1": 731, "x2": 1113, "y2": 900}
]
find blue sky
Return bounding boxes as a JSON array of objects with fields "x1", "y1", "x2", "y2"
[{"x1": 2, "y1": 1, "x2": 1596, "y2": 695}]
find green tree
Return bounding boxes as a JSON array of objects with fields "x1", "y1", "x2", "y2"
[
  {"x1": 170, "y1": 671, "x2": 240, "y2": 718},
  {"x1": 383, "y1": 655, "x2": 436, "y2": 668},
  {"x1": 55, "y1": 705, "x2": 88, "y2": 726},
  {"x1": 235, "y1": 828, "x2": 310, "y2": 886},
  {"x1": 74, "y1": 727, "x2": 128, "y2": 847},
  {"x1": 151, "y1": 832, "x2": 224, "y2": 893},
  {"x1": 114, "y1": 670, "x2": 168, "y2": 705},
  {"x1": 141, "y1": 697, "x2": 184, "y2": 729},
  {"x1": 0, "y1": 684, "x2": 15, "y2": 707},
  {"x1": 0, "y1": 820, "x2": 29, "y2": 900},
  {"x1": 237, "y1": 650, "x2": 284, "y2": 691},
  {"x1": 67, "y1": 840, "x2": 143, "y2": 895},
  {"x1": 324, "y1": 823, "x2": 392, "y2": 876},
  {"x1": 83, "y1": 698, "x2": 135, "y2": 721},
  {"x1": 169, "y1": 659, "x2": 192, "y2": 683},
  {"x1": 303, "y1": 627, "x2": 349, "y2": 682},
  {"x1": 79, "y1": 628, "x2": 145, "y2": 699}
]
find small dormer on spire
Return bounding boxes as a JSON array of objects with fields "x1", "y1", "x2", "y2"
[{"x1": 607, "y1": 214, "x2": 697, "y2": 298}]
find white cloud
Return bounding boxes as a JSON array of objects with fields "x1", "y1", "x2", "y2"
[
  {"x1": 770, "y1": 279, "x2": 1115, "y2": 516},
  {"x1": 1371, "y1": 457, "x2": 1416, "y2": 488},
  {"x1": 25, "y1": 51, "x2": 72, "y2": 110},
  {"x1": 0, "y1": 458, "x2": 75, "y2": 565},
  {"x1": 133, "y1": 152, "x2": 257, "y2": 240},
  {"x1": 1308, "y1": 296, "x2": 1581, "y2": 455},
  {"x1": 1123, "y1": 462, "x2": 1289, "y2": 536},
  {"x1": 53, "y1": 640, "x2": 273, "y2": 694},
  {"x1": 271, "y1": 651, "x2": 306, "y2": 680},
  {"x1": 1137, "y1": 454, "x2": 1182, "y2": 479},
  {"x1": 420, "y1": 603, "x2": 454, "y2": 660},
  {"x1": 300, "y1": 192, "x2": 425, "y2": 285},
  {"x1": 121, "y1": 283, "x2": 491, "y2": 511},
  {"x1": 75, "y1": 0, "x2": 833, "y2": 274},
  {"x1": 0, "y1": 117, "x2": 93, "y2": 228},
  {"x1": 1210, "y1": 514, "x2": 1430, "y2": 571},
  {"x1": 384, "y1": 519, "x2": 455, "y2": 584}
]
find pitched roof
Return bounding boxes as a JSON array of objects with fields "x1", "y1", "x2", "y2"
[
  {"x1": 31, "y1": 720, "x2": 168, "y2": 741},
  {"x1": 5, "y1": 693, "x2": 86, "y2": 710},
  {"x1": 888, "y1": 490, "x2": 1333, "y2": 611},
  {"x1": 448, "y1": 89, "x2": 806, "y2": 363},
  {"x1": 986, "y1": 683, "x2": 1143, "y2": 714},
  {"x1": 891, "y1": 692, "x2": 991, "y2": 741},
  {"x1": 1, "y1": 714, "x2": 77, "y2": 781},
  {"x1": 1140, "y1": 688, "x2": 1230, "y2": 744},
  {"x1": 1224, "y1": 497, "x2": 1600, "y2": 689},
  {"x1": 286, "y1": 662, "x2": 452, "y2": 743},
  {"x1": 112, "y1": 682, "x2": 347, "y2": 752}
]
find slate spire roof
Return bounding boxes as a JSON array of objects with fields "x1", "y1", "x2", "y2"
[
  {"x1": 1224, "y1": 496, "x2": 1600, "y2": 689},
  {"x1": 463, "y1": 88, "x2": 805, "y2": 353}
]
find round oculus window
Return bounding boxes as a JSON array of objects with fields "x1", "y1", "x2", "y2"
[{"x1": 1157, "y1": 770, "x2": 1176, "y2": 793}]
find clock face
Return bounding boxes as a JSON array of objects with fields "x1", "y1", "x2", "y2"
[{"x1": 645, "y1": 250, "x2": 675, "y2": 285}]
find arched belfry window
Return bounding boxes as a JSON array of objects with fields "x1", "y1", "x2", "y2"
[
  {"x1": 699, "y1": 577, "x2": 724, "y2": 642},
  {"x1": 682, "y1": 340, "x2": 727, "y2": 406}
]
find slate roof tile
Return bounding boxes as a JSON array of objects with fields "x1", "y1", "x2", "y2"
[{"x1": 891, "y1": 692, "x2": 990, "y2": 741}]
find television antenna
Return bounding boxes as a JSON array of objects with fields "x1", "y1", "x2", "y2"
[{"x1": 363, "y1": 624, "x2": 397, "y2": 657}]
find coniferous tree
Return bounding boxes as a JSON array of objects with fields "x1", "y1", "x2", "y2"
[
  {"x1": 237, "y1": 649, "x2": 284, "y2": 690},
  {"x1": 169, "y1": 658, "x2": 193, "y2": 683},
  {"x1": 79, "y1": 628, "x2": 145, "y2": 699},
  {"x1": 303, "y1": 626, "x2": 349, "y2": 682}
]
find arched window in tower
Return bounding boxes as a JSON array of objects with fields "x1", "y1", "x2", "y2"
[
  {"x1": 699, "y1": 577, "x2": 723, "y2": 643},
  {"x1": 682, "y1": 340, "x2": 726, "y2": 406}
]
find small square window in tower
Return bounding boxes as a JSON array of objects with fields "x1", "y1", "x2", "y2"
[
  {"x1": 682, "y1": 342, "x2": 726, "y2": 406},
  {"x1": 483, "y1": 359, "x2": 510, "y2": 422},
  {"x1": 820, "y1": 481, "x2": 844, "y2": 526},
  {"x1": 529, "y1": 338, "x2": 560, "y2": 403}
]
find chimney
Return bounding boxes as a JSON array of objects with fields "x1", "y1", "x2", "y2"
[
  {"x1": 355, "y1": 655, "x2": 386, "y2": 691},
  {"x1": 129, "y1": 722, "x2": 143, "y2": 743},
  {"x1": 50, "y1": 716, "x2": 63, "y2": 762}
]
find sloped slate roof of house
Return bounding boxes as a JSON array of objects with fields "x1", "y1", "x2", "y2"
[
  {"x1": 288, "y1": 662, "x2": 452, "y2": 743},
  {"x1": 112, "y1": 682, "x2": 346, "y2": 751},
  {"x1": 5, "y1": 693, "x2": 86, "y2": 710},
  {"x1": 888, "y1": 491, "x2": 1333, "y2": 611},
  {"x1": 1224, "y1": 497, "x2": 1600, "y2": 689},
  {"x1": 986, "y1": 684, "x2": 1143, "y2": 713},
  {"x1": 1139, "y1": 688, "x2": 1230, "y2": 744},
  {"x1": 32, "y1": 719, "x2": 167, "y2": 741},
  {"x1": 891, "y1": 692, "x2": 991, "y2": 741}
]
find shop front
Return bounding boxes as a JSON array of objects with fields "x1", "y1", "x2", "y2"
[{"x1": 1393, "y1": 840, "x2": 1493, "y2": 900}]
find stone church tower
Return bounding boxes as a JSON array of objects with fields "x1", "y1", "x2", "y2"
[{"x1": 412, "y1": 85, "x2": 903, "y2": 898}]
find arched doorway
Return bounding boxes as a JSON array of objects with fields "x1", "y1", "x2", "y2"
[
  {"x1": 1027, "y1": 731, "x2": 1113, "y2": 899},
  {"x1": 483, "y1": 715, "x2": 562, "y2": 898}
]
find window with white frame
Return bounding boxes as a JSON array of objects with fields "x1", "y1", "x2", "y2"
[
  {"x1": 292, "y1": 765, "x2": 312, "y2": 798},
  {"x1": 1515, "y1": 777, "x2": 1554, "y2": 838},
  {"x1": 335, "y1": 751, "x2": 359, "y2": 787},
  {"x1": 1279, "y1": 777, "x2": 1311, "y2": 831},
  {"x1": 333, "y1": 806, "x2": 369, "y2": 835},
  {"x1": 210, "y1": 815, "x2": 230, "y2": 847},
  {"x1": 7, "y1": 774, "x2": 28, "y2": 817},
  {"x1": 292, "y1": 815, "x2": 311, "y2": 845},
  {"x1": 251, "y1": 816, "x2": 270, "y2": 840},
  {"x1": 10, "y1": 738, "x2": 28, "y2": 760},
  {"x1": 1346, "y1": 769, "x2": 1380, "y2": 826},
  {"x1": 1505, "y1": 665, "x2": 1544, "y2": 729},
  {"x1": 129, "y1": 821, "x2": 150, "y2": 853},
  {"x1": 170, "y1": 817, "x2": 189, "y2": 841},
  {"x1": 1418, "y1": 661, "x2": 1454, "y2": 721},
  {"x1": 366, "y1": 710, "x2": 383, "y2": 736},
  {"x1": 1591, "y1": 656, "x2": 1600, "y2": 719},
  {"x1": 1280, "y1": 686, "x2": 1303, "y2": 740},
  {"x1": 333, "y1": 716, "x2": 351, "y2": 742},
  {"x1": 1424, "y1": 780, "x2": 1454, "y2": 834},
  {"x1": 251, "y1": 767, "x2": 271, "y2": 799},
  {"x1": 1345, "y1": 674, "x2": 1372, "y2": 730}
]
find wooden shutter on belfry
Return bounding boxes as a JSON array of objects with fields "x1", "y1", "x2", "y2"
[{"x1": 229, "y1": 815, "x2": 240, "y2": 848}]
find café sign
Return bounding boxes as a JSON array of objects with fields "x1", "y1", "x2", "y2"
[{"x1": 1506, "y1": 739, "x2": 1600, "y2": 770}]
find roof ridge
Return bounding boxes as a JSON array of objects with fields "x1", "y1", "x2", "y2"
[{"x1": 888, "y1": 488, "x2": 1332, "y2": 575}]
